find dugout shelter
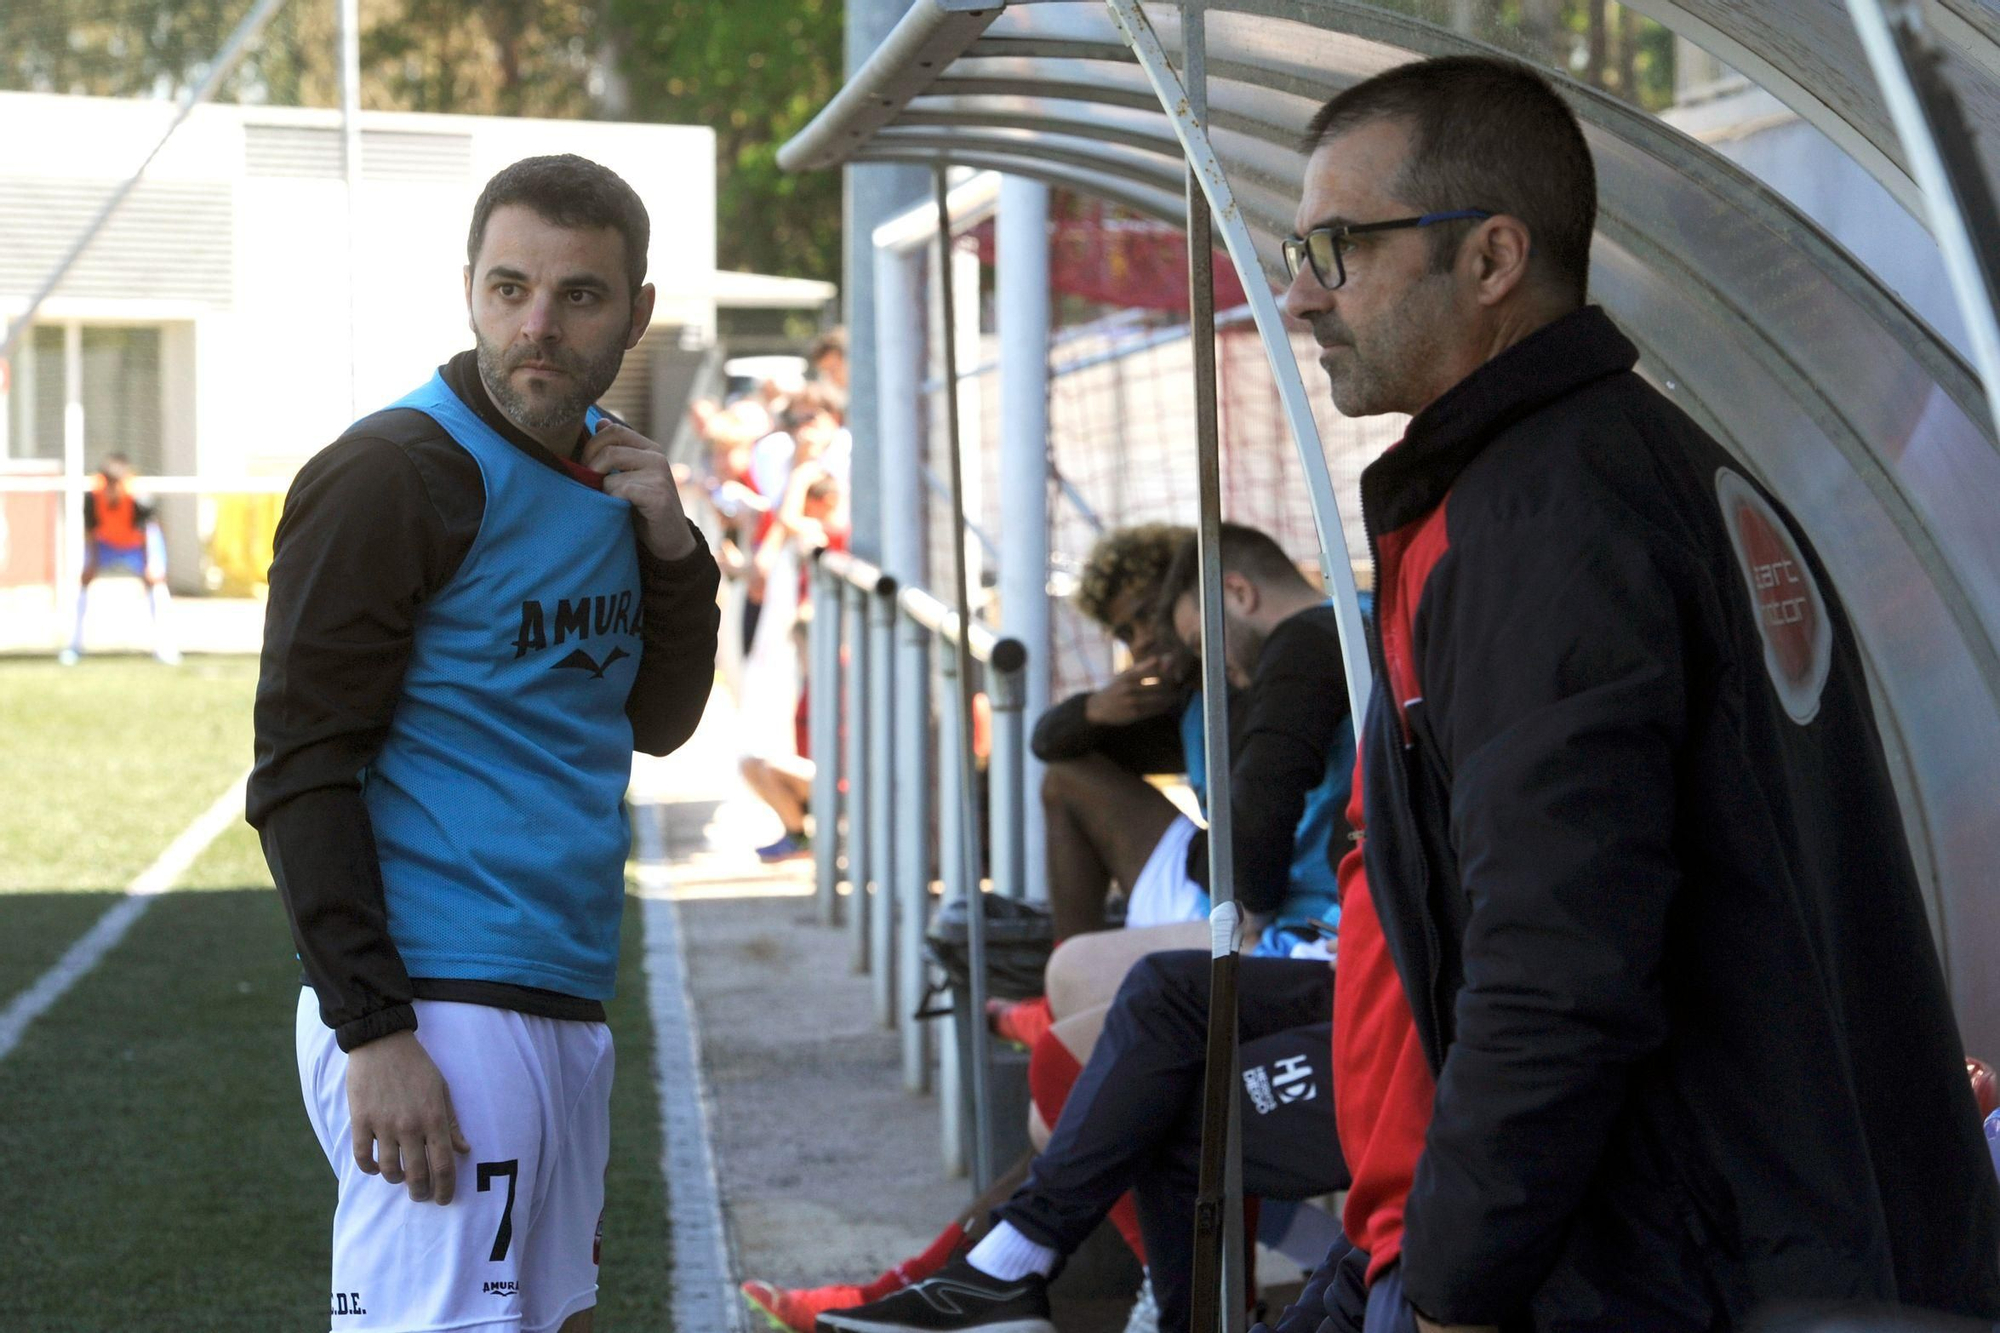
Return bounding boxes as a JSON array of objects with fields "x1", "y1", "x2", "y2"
[{"x1": 783, "y1": 1, "x2": 2000, "y2": 1317}]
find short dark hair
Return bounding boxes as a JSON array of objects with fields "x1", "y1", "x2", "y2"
[
  {"x1": 1161, "y1": 522, "x2": 1313, "y2": 610},
  {"x1": 809, "y1": 327, "x2": 847, "y2": 365},
  {"x1": 467, "y1": 154, "x2": 650, "y2": 299},
  {"x1": 1303, "y1": 56, "x2": 1596, "y2": 305}
]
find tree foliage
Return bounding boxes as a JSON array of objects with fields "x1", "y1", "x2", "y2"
[
  {"x1": 2, "y1": 0, "x2": 1678, "y2": 290},
  {"x1": 1, "y1": 0, "x2": 846, "y2": 282},
  {"x1": 0, "y1": 0, "x2": 598, "y2": 116},
  {"x1": 606, "y1": 0, "x2": 845, "y2": 283}
]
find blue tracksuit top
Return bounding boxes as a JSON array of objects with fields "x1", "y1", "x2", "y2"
[
  {"x1": 360, "y1": 372, "x2": 642, "y2": 1000},
  {"x1": 1177, "y1": 599, "x2": 1365, "y2": 947}
]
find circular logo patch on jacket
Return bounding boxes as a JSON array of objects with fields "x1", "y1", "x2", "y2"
[{"x1": 1716, "y1": 467, "x2": 1831, "y2": 725}]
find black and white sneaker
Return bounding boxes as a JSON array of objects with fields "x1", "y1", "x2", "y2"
[{"x1": 813, "y1": 1257, "x2": 1056, "y2": 1333}]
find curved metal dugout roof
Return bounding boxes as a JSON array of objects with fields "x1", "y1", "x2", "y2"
[{"x1": 781, "y1": 0, "x2": 2000, "y2": 1051}]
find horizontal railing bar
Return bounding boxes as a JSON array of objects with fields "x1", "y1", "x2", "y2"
[
  {"x1": 896, "y1": 582, "x2": 1026, "y2": 669},
  {"x1": 820, "y1": 547, "x2": 897, "y2": 596}
]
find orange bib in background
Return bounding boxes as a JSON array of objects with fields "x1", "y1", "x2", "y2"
[{"x1": 93, "y1": 477, "x2": 144, "y2": 550}]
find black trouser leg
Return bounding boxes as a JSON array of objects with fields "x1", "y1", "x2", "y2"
[
  {"x1": 1137, "y1": 1021, "x2": 1346, "y2": 1333},
  {"x1": 993, "y1": 952, "x2": 1334, "y2": 1256}
]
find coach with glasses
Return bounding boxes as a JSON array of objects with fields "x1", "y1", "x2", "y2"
[{"x1": 1270, "y1": 55, "x2": 1999, "y2": 1333}]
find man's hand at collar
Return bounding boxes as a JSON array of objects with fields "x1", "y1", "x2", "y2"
[{"x1": 582, "y1": 421, "x2": 697, "y2": 561}]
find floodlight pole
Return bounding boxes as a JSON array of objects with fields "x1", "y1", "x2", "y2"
[{"x1": 339, "y1": 0, "x2": 363, "y2": 420}]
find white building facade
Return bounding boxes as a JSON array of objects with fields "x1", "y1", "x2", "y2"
[{"x1": 0, "y1": 91, "x2": 718, "y2": 593}]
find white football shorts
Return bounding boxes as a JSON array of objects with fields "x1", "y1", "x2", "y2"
[
  {"x1": 296, "y1": 990, "x2": 614, "y2": 1333},
  {"x1": 1124, "y1": 813, "x2": 1207, "y2": 929}
]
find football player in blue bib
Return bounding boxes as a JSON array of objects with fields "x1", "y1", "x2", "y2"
[{"x1": 251, "y1": 155, "x2": 720, "y2": 1333}]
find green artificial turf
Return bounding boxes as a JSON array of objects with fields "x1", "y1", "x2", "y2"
[
  {"x1": 0, "y1": 656, "x2": 677, "y2": 1328},
  {"x1": 0, "y1": 656, "x2": 259, "y2": 893},
  {"x1": 597, "y1": 892, "x2": 681, "y2": 1327}
]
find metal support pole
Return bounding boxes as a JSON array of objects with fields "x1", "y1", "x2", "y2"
[
  {"x1": 1176, "y1": 8, "x2": 1245, "y2": 1331},
  {"x1": 844, "y1": 579, "x2": 873, "y2": 973},
  {"x1": 938, "y1": 639, "x2": 970, "y2": 1176},
  {"x1": 936, "y1": 167, "x2": 997, "y2": 1188},
  {"x1": 841, "y1": 0, "x2": 932, "y2": 565},
  {"x1": 988, "y1": 642, "x2": 1029, "y2": 903},
  {"x1": 895, "y1": 609, "x2": 934, "y2": 1094},
  {"x1": 869, "y1": 584, "x2": 899, "y2": 1027},
  {"x1": 59, "y1": 322, "x2": 84, "y2": 641},
  {"x1": 997, "y1": 175, "x2": 1053, "y2": 902},
  {"x1": 1103, "y1": 0, "x2": 1372, "y2": 728},
  {"x1": 874, "y1": 235, "x2": 924, "y2": 590},
  {"x1": 876, "y1": 197, "x2": 935, "y2": 1085},
  {"x1": 338, "y1": 0, "x2": 362, "y2": 419},
  {"x1": 1847, "y1": 0, "x2": 2000, "y2": 443},
  {"x1": 811, "y1": 558, "x2": 844, "y2": 926}
]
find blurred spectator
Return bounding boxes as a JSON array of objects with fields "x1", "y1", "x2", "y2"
[
  {"x1": 739, "y1": 472, "x2": 846, "y2": 862},
  {"x1": 809, "y1": 326, "x2": 848, "y2": 392}
]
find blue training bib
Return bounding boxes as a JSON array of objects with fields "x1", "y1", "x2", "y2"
[{"x1": 362, "y1": 373, "x2": 643, "y2": 1000}]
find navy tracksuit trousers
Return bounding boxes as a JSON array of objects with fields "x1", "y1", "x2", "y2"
[{"x1": 994, "y1": 950, "x2": 1348, "y2": 1332}]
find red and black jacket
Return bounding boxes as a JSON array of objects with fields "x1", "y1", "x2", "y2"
[{"x1": 1353, "y1": 306, "x2": 1999, "y2": 1327}]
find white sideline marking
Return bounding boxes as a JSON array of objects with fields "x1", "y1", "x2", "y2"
[
  {"x1": 0, "y1": 769, "x2": 250, "y2": 1063},
  {"x1": 635, "y1": 802, "x2": 745, "y2": 1333}
]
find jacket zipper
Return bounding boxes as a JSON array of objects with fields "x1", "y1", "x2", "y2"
[{"x1": 1359, "y1": 478, "x2": 1451, "y2": 1071}]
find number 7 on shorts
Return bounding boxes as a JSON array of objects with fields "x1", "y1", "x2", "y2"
[{"x1": 477, "y1": 1159, "x2": 520, "y2": 1262}]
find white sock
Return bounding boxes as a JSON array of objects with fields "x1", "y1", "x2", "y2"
[
  {"x1": 147, "y1": 583, "x2": 178, "y2": 657},
  {"x1": 965, "y1": 1221, "x2": 1058, "y2": 1282},
  {"x1": 68, "y1": 587, "x2": 88, "y2": 653}
]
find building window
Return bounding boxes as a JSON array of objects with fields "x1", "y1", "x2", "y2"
[{"x1": 8, "y1": 324, "x2": 164, "y2": 475}]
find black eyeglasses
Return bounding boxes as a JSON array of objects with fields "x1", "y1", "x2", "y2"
[{"x1": 1281, "y1": 209, "x2": 1494, "y2": 290}]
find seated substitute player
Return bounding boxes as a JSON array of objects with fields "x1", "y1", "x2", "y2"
[
  {"x1": 746, "y1": 523, "x2": 1362, "y2": 1333},
  {"x1": 249, "y1": 155, "x2": 720, "y2": 1333},
  {"x1": 61, "y1": 452, "x2": 180, "y2": 665},
  {"x1": 1030, "y1": 521, "x2": 1202, "y2": 941},
  {"x1": 991, "y1": 522, "x2": 1220, "y2": 1048},
  {"x1": 1032, "y1": 522, "x2": 1360, "y2": 1033},
  {"x1": 747, "y1": 949, "x2": 1346, "y2": 1333}
]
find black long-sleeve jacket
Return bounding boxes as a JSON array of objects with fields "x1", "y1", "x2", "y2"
[
  {"x1": 1030, "y1": 689, "x2": 1189, "y2": 773},
  {"x1": 248, "y1": 352, "x2": 719, "y2": 1050},
  {"x1": 1356, "y1": 307, "x2": 2000, "y2": 1325},
  {"x1": 1030, "y1": 628, "x2": 1346, "y2": 918}
]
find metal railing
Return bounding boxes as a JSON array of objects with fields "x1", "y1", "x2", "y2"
[{"x1": 810, "y1": 545, "x2": 1030, "y2": 1179}]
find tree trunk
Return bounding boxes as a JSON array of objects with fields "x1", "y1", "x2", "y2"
[
  {"x1": 1619, "y1": 4, "x2": 1646, "y2": 101},
  {"x1": 1586, "y1": 0, "x2": 1610, "y2": 91}
]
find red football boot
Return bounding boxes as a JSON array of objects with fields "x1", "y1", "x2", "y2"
[
  {"x1": 740, "y1": 1222, "x2": 972, "y2": 1332},
  {"x1": 986, "y1": 994, "x2": 1055, "y2": 1049},
  {"x1": 741, "y1": 1280, "x2": 866, "y2": 1333}
]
